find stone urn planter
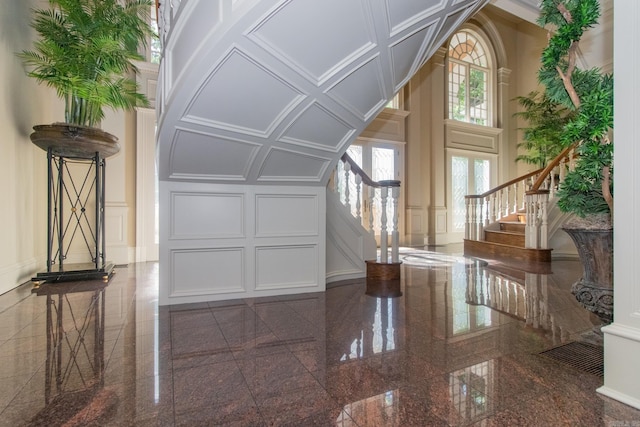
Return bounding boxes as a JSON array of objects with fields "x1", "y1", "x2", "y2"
[{"x1": 562, "y1": 213, "x2": 613, "y2": 324}]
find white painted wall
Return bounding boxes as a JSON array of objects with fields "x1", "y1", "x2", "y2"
[{"x1": 598, "y1": 0, "x2": 640, "y2": 410}]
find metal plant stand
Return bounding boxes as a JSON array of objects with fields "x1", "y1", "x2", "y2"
[{"x1": 30, "y1": 124, "x2": 120, "y2": 283}]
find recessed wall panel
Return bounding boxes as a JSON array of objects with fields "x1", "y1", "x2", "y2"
[
  {"x1": 171, "y1": 192, "x2": 244, "y2": 239},
  {"x1": 171, "y1": 248, "x2": 245, "y2": 296},
  {"x1": 255, "y1": 245, "x2": 318, "y2": 290},
  {"x1": 255, "y1": 194, "x2": 318, "y2": 236}
]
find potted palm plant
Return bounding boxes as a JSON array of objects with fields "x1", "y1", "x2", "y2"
[
  {"x1": 20, "y1": 0, "x2": 154, "y2": 282},
  {"x1": 20, "y1": 0, "x2": 153, "y2": 158},
  {"x1": 514, "y1": 90, "x2": 575, "y2": 169},
  {"x1": 537, "y1": 0, "x2": 614, "y2": 324}
]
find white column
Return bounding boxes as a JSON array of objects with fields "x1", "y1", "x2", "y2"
[{"x1": 598, "y1": 0, "x2": 640, "y2": 410}]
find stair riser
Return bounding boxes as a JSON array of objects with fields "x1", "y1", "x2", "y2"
[
  {"x1": 485, "y1": 231, "x2": 525, "y2": 247},
  {"x1": 500, "y1": 223, "x2": 526, "y2": 233}
]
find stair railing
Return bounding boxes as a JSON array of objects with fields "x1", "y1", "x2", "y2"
[
  {"x1": 524, "y1": 144, "x2": 577, "y2": 249},
  {"x1": 330, "y1": 153, "x2": 401, "y2": 263},
  {"x1": 464, "y1": 169, "x2": 543, "y2": 242},
  {"x1": 156, "y1": 0, "x2": 183, "y2": 48},
  {"x1": 464, "y1": 144, "x2": 577, "y2": 248}
]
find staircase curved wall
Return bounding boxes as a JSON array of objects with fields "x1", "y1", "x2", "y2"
[{"x1": 156, "y1": 0, "x2": 489, "y2": 304}]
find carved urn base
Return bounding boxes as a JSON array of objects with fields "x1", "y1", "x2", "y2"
[{"x1": 562, "y1": 213, "x2": 613, "y2": 324}]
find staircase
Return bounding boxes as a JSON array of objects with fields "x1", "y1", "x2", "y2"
[
  {"x1": 464, "y1": 145, "x2": 577, "y2": 263},
  {"x1": 466, "y1": 214, "x2": 551, "y2": 263}
]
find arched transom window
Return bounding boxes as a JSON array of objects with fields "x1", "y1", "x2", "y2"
[{"x1": 448, "y1": 30, "x2": 491, "y2": 126}]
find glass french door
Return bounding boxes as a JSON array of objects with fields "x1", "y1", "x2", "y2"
[
  {"x1": 344, "y1": 141, "x2": 403, "y2": 242},
  {"x1": 448, "y1": 150, "x2": 496, "y2": 239}
]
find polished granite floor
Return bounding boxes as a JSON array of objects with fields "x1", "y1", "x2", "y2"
[{"x1": 1, "y1": 249, "x2": 639, "y2": 426}]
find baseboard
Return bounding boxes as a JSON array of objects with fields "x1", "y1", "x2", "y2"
[
  {"x1": 0, "y1": 258, "x2": 39, "y2": 295},
  {"x1": 599, "y1": 323, "x2": 640, "y2": 410},
  {"x1": 597, "y1": 386, "x2": 640, "y2": 410},
  {"x1": 326, "y1": 270, "x2": 366, "y2": 284}
]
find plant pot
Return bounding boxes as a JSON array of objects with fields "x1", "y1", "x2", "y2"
[
  {"x1": 562, "y1": 213, "x2": 613, "y2": 324},
  {"x1": 30, "y1": 123, "x2": 120, "y2": 159}
]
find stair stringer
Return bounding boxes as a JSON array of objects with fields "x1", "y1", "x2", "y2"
[
  {"x1": 546, "y1": 198, "x2": 579, "y2": 258},
  {"x1": 326, "y1": 190, "x2": 377, "y2": 283}
]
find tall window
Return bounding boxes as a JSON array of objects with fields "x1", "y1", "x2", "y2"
[{"x1": 448, "y1": 30, "x2": 490, "y2": 126}]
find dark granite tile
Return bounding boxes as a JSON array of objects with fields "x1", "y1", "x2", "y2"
[
  {"x1": 172, "y1": 360, "x2": 250, "y2": 413},
  {"x1": 170, "y1": 324, "x2": 228, "y2": 359},
  {"x1": 170, "y1": 308, "x2": 217, "y2": 331},
  {"x1": 255, "y1": 381, "x2": 342, "y2": 425},
  {"x1": 175, "y1": 404, "x2": 265, "y2": 427}
]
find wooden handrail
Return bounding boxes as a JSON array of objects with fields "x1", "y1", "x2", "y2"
[
  {"x1": 340, "y1": 153, "x2": 401, "y2": 188},
  {"x1": 341, "y1": 153, "x2": 378, "y2": 187},
  {"x1": 527, "y1": 143, "x2": 578, "y2": 193},
  {"x1": 465, "y1": 168, "x2": 543, "y2": 200}
]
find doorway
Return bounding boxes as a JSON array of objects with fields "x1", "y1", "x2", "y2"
[{"x1": 447, "y1": 150, "x2": 496, "y2": 241}]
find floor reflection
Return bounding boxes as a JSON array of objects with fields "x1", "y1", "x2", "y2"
[
  {"x1": 28, "y1": 280, "x2": 116, "y2": 426},
  {"x1": 0, "y1": 253, "x2": 637, "y2": 425}
]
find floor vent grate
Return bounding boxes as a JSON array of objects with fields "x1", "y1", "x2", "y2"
[{"x1": 539, "y1": 341, "x2": 603, "y2": 377}]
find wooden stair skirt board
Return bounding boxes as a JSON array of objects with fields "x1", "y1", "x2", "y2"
[
  {"x1": 365, "y1": 260, "x2": 402, "y2": 297},
  {"x1": 464, "y1": 239, "x2": 552, "y2": 263}
]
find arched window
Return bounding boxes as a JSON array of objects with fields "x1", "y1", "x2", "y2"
[{"x1": 448, "y1": 30, "x2": 491, "y2": 126}]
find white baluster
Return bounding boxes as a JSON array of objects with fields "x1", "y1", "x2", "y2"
[
  {"x1": 484, "y1": 196, "x2": 490, "y2": 227},
  {"x1": 380, "y1": 186, "x2": 389, "y2": 263},
  {"x1": 478, "y1": 198, "x2": 484, "y2": 239},
  {"x1": 497, "y1": 189, "x2": 504, "y2": 221},
  {"x1": 504, "y1": 186, "x2": 510, "y2": 217},
  {"x1": 490, "y1": 193, "x2": 497, "y2": 223},
  {"x1": 470, "y1": 199, "x2": 477, "y2": 240},
  {"x1": 511, "y1": 183, "x2": 518, "y2": 214},
  {"x1": 391, "y1": 186, "x2": 399, "y2": 263},
  {"x1": 368, "y1": 186, "x2": 376, "y2": 237},
  {"x1": 343, "y1": 161, "x2": 351, "y2": 208},
  {"x1": 465, "y1": 197, "x2": 471, "y2": 239},
  {"x1": 355, "y1": 175, "x2": 362, "y2": 221},
  {"x1": 540, "y1": 192, "x2": 549, "y2": 249},
  {"x1": 525, "y1": 194, "x2": 534, "y2": 248}
]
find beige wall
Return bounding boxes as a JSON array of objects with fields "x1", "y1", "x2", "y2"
[
  {"x1": 0, "y1": 0, "x2": 51, "y2": 294},
  {"x1": 0, "y1": 0, "x2": 138, "y2": 294},
  {"x1": 364, "y1": 6, "x2": 549, "y2": 246}
]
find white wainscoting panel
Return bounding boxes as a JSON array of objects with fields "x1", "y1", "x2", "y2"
[
  {"x1": 171, "y1": 248, "x2": 245, "y2": 297},
  {"x1": 171, "y1": 192, "x2": 244, "y2": 239},
  {"x1": 159, "y1": 181, "x2": 326, "y2": 305},
  {"x1": 255, "y1": 245, "x2": 318, "y2": 291},
  {"x1": 105, "y1": 203, "x2": 129, "y2": 264},
  {"x1": 255, "y1": 194, "x2": 318, "y2": 237}
]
